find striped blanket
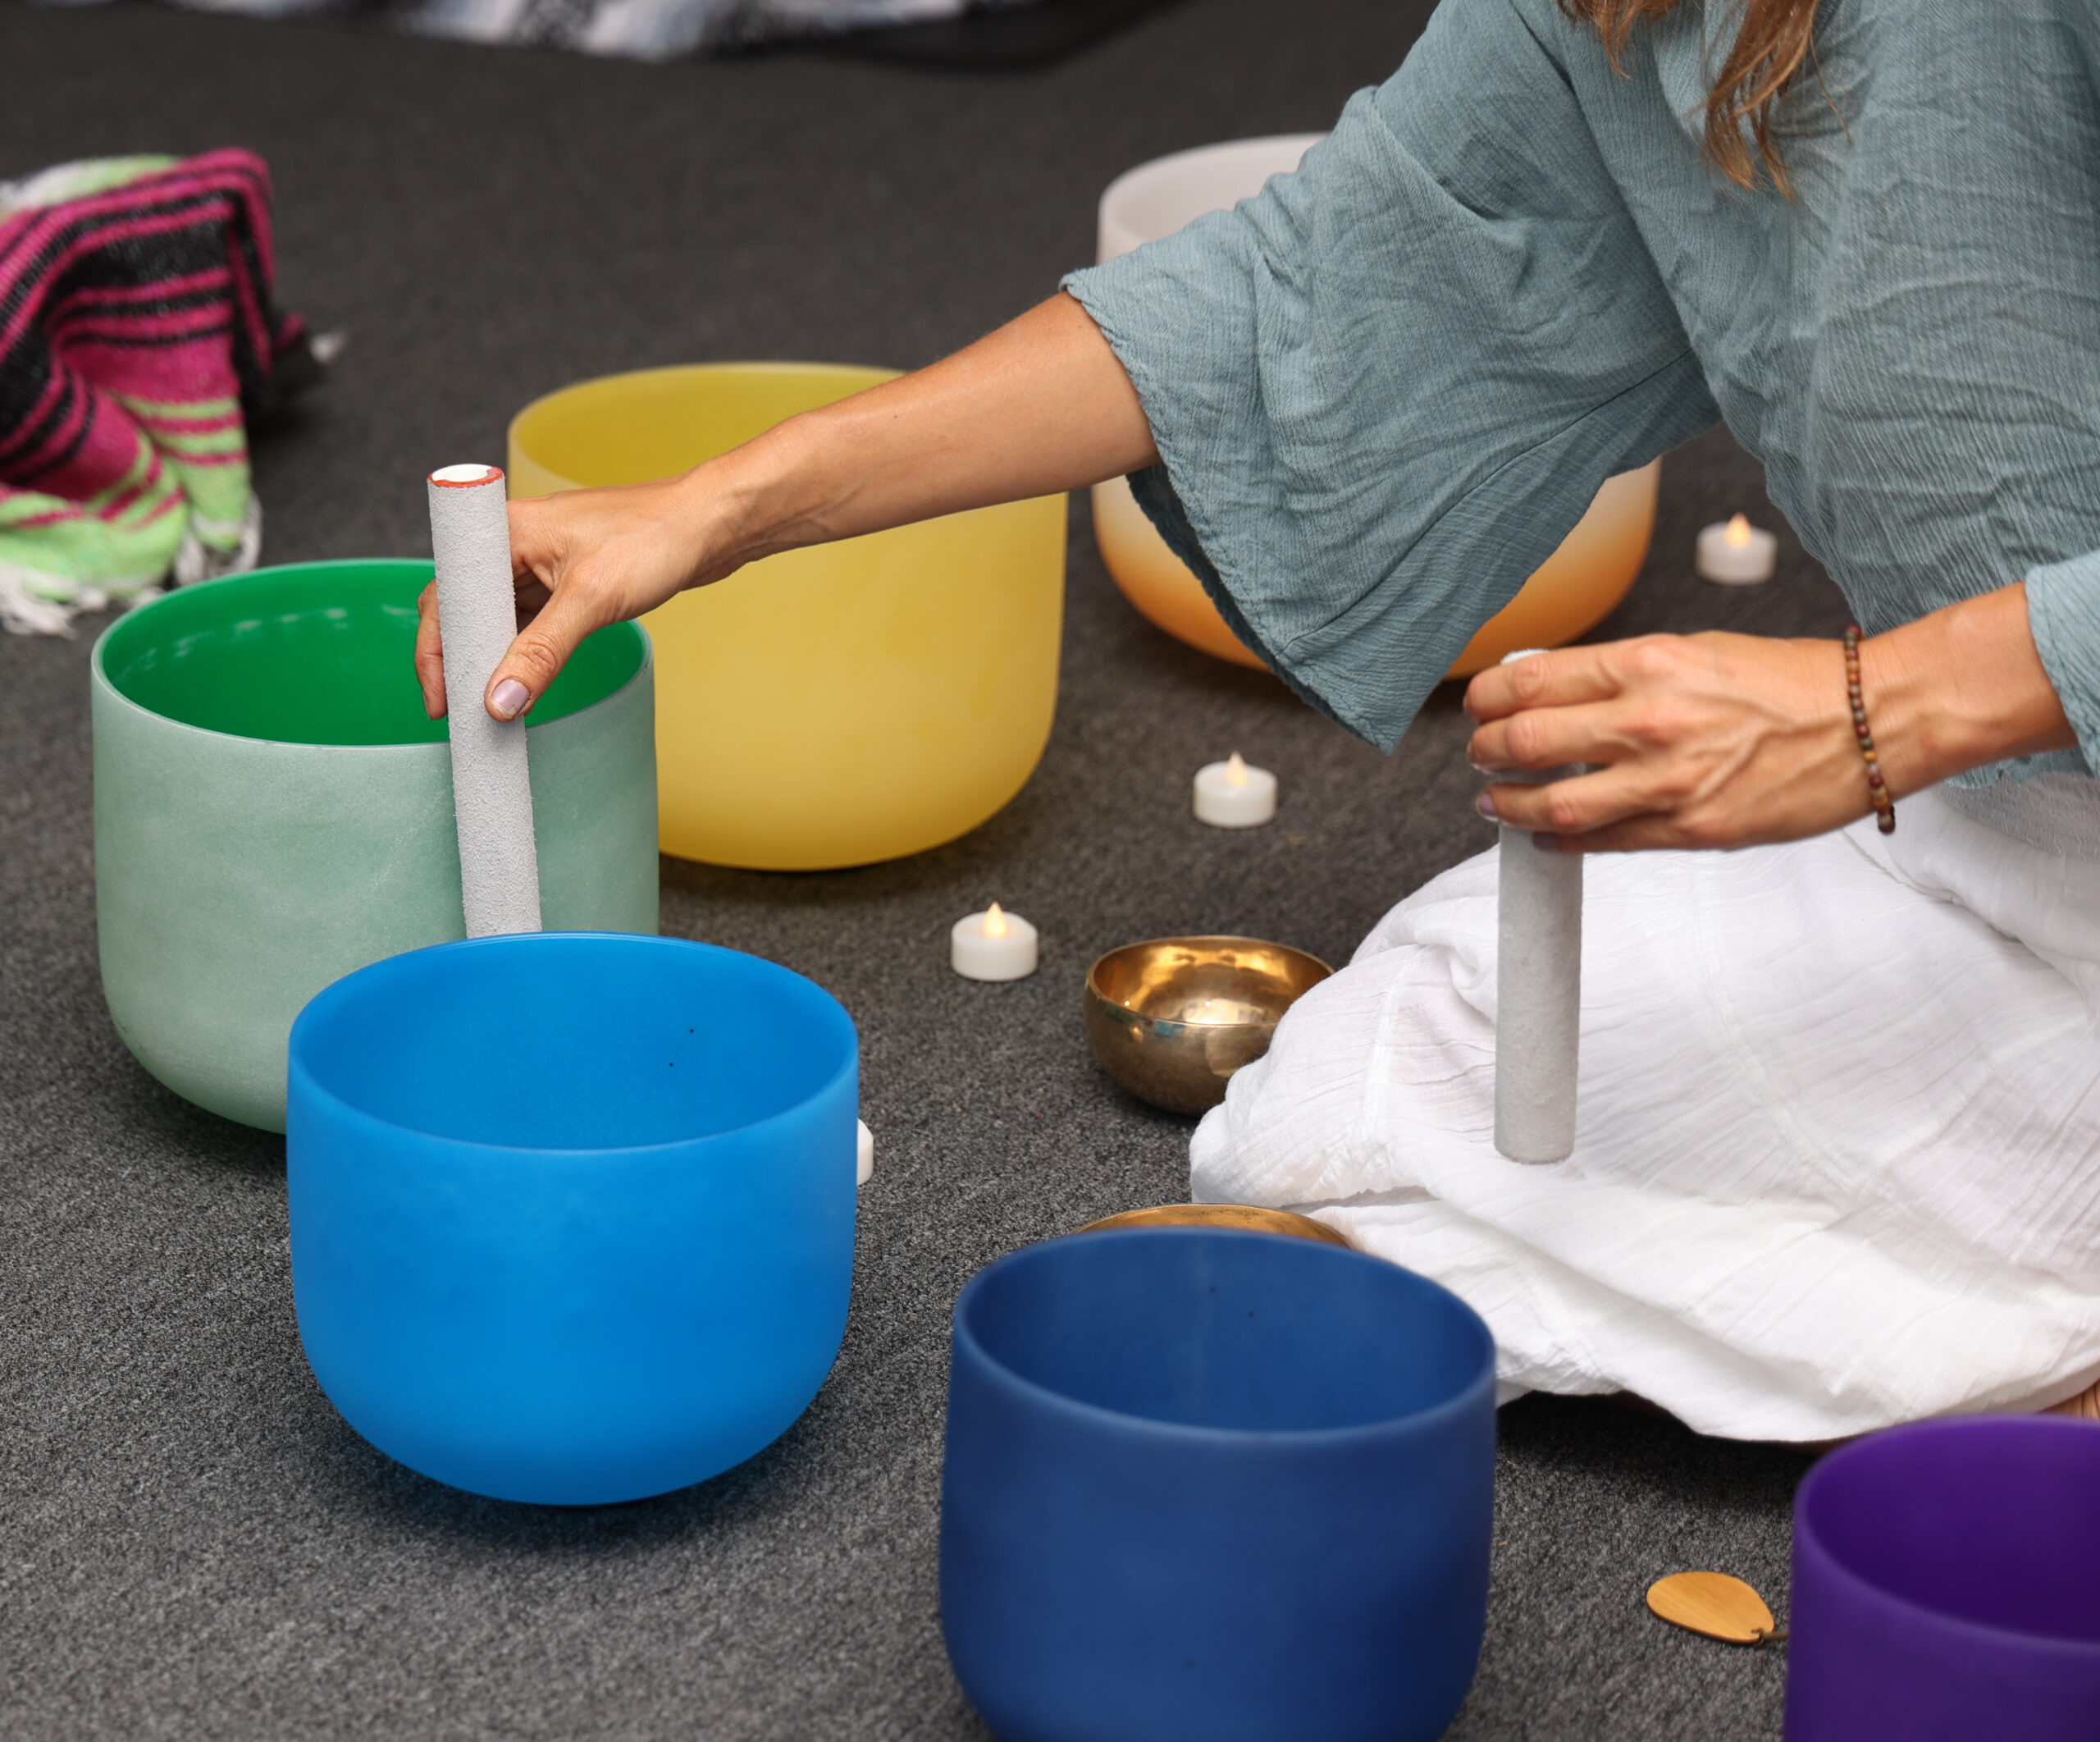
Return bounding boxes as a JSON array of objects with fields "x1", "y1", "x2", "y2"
[{"x1": 0, "y1": 150, "x2": 316, "y2": 634}]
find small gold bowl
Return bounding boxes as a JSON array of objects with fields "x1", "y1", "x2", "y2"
[
  {"x1": 1084, "y1": 935, "x2": 1334, "y2": 1115},
  {"x1": 1076, "y1": 1203, "x2": 1353, "y2": 1248}
]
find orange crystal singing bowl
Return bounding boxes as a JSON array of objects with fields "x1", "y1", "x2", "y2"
[
  {"x1": 509, "y1": 364, "x2": 1066, "y2": 871},
  {"x1": 1092, "y1": 137, "x2": 1659, "y2": 680}
]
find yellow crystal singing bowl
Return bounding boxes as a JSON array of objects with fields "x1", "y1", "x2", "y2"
[
  {"x1": 509, "y1": 363, "x2": 1066, "y2": 870},
  {"x1": 1091, "y1": 135, "x2": 1659, "y2": 680}
]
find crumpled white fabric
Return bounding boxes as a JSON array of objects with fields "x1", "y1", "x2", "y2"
[{"x1": 1192, "y1": 789, "x2": 2100, "y2": 1443}]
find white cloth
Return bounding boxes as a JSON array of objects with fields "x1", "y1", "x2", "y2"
[{"x1": 1191, "y1": 787, "x2": 2100, "y2": 1443}]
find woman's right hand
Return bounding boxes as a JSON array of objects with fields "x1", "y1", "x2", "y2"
[{"x1": 414, "y1": 472, "x2": 733, "y2": 721}]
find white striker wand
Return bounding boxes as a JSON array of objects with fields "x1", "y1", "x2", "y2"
[
  {"x1": 1492, "y1": 650, "x2": 1580, "y2": 1163},
  {"x1": 427, "y1": 463, "x2": 542, "y2": 940}
]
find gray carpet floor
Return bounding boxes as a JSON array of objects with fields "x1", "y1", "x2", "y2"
[{"x1": 0, "y1": 1, "x2": 1854, "y2": 1735}]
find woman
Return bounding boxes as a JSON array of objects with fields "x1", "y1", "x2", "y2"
[{"x1": 418, "y1": 0, "x2": 2100, "y2": 1441}]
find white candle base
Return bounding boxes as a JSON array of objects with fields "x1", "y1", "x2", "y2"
[
  {"x1": 856, "y1": 1119, "x2": 874, "y2": 1186},
  {"x1": 1696, "y1": 516, "x2": 1778, "y2": 586},
  {"x1": 1194, "y1": 754, "x2": 1277, "y2": 828},
  {"x1": 952, "y1": 907, "x2": 1039, "y2": 981}
]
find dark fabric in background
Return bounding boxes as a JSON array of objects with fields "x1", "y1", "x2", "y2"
[
  {"x1": 0, "y1": 1, "x2": 1848, "y2": 1734},
  {"x1": 58, "y1": 0, "x2": 1184, "y2": 64}
]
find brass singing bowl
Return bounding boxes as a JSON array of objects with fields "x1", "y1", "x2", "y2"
[
  {"x1": 1084, "y1": 935, "x2": 1334, "y2": 1116},
  {"x1": 1076, "y1": 1203, "x2": 1354, "y2": 1248}
]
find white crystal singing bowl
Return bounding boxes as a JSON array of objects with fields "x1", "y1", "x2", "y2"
[{"x1": 1092, "y1": 135, "x2": 1659, "y2": 680}]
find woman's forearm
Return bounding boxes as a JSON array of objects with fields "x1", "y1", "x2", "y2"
[
  {"x1": 704, "y1": 290, "x2": 1160, "y2": 567},
  {"x1": 1860, "y1": 583, "x2": 2077, "y2": 795}
]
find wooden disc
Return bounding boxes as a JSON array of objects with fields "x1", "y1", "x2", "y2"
[{"x1": 1646, "y1": 1571, "x2": 1780, "y2": 1644}]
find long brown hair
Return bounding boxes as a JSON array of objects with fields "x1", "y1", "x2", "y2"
[{"x1": 1561, "y1": 0, "x2": 1824, "y2": 192}]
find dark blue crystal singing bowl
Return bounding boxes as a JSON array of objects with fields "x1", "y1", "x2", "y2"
[
  {"x1": 940, "y1": 1228, "x2": 1498, "y2": 1742},
  {"x1": 287, "y1": 932, "x2": 858, "y2": 1506}
]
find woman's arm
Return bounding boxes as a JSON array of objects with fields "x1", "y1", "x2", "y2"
[
  {"x1": 415, "y1": 290, "x2": 1158, "y2": 720},
  {"x1": 1463, "y1": 582, "x2": 2078, "y2": 851}
]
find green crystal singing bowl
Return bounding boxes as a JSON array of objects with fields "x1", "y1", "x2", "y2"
[{"x1": 91, "y1": 560, "x2": 660, "y2": 1132}]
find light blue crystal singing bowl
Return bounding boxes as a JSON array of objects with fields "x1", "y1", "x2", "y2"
[{"x1": 286, "y1": 932, "x2": 859, "y2": 1505}]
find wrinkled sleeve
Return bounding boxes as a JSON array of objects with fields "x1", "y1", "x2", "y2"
[
  {"x1": 1062, "y1": 0, "x2": 1719, "y2": 750},
  {"x1": 2023, "y1": 551, "x2": 2100, "y2": 776}
]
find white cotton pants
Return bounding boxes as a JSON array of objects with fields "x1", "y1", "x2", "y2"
[{"x1": 1191, "y1": 785, "x2": 2100, "y2": 1443}]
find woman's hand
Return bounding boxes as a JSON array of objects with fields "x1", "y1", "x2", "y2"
[
  {"x1": 415, "y1": 475, "x2": 733, "y2": 720},
  {"x1": 415, "y1": 290, "x2": 1157, "y2": 723},
  {"x1": 1465, "y1": 632, "x2": 1862, "y2": 851},
  {"x1": 1464, "y1": 583, "x2": 2077, "y2": 853}
]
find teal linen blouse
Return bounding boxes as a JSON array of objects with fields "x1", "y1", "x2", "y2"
[{"x1": 1063, "y1": 0, "x2": 2100, "y2": 775}]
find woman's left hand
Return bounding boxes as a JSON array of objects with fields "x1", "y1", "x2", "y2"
[
  {"x1": 1463, "y1": 631, "x2": 1866, "y2": 852},
  {"x1": 1464, "y1": 584, "x2": 2079, "y2": 853}
]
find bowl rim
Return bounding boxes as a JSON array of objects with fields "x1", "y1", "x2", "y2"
[
  {"x1": 513, "y1": 358, "x2": 902, "y2": 408},
  {"x1": 509, "y1": 361, "x2": 906, "y2": 494},
  {"x1": 1794, "y1": 1413, "x2": 2100, "y2": 1655},
  {"x1": 287, "y1": 932, "x2": 859, "y2": 1158},
  {"x1": 952, "y1": 1228, "x2": 1497, "y2": 1447},
  {"x1": 1084, "y1": 935, "x2": 1335, "y2": 1023},
  {"x1": 1075, "y1": 1203, "x2": 1354, "y2": 1248},
  {"x1": 1097, "y1": 134, "x2": 1329, "y2": 258},
  {"x1": 90, "y1": 558, "x2": 652, "y2": 751}
]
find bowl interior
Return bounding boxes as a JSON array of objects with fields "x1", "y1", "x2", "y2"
[
  {"x1": 1802, "y1": 1419, "x2": 2100, "y2": 1644},
  {"x1": 962, "y1": 1230, "x2": 1491, "y2": 1434},
  {"x1": 511, "y1": 363, "x2": 898, "y2": 492},
  {"x1": 98, "y1": 560, "x2": 645, "y2": 746},
  {"x1": 293, "y1": 935, "x2": 856, "y2": 1150},
  {"x1": 1089, "y1": 937, "x2": 1331, "y2": 1028}
]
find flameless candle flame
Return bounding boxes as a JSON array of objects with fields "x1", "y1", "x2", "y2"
[
  {"x1": 1724, "y1": 514, "x2": 1752, "y2": 548},
  {"x1": 1225, "y1": 752, "x2": 1249, "y2": 789},
  {"x1": 984, "y1": 902, "x2": 1009, "y2": 940}
]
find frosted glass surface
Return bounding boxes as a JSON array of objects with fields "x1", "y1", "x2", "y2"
[{"x1": 93, "y1": 561, "x2": 659, "y2": 1131}]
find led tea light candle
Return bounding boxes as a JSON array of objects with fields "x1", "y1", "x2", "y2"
[
  {"x1": 428, "y1": 463, "x2": 541, "y2": 938},
  {"x1": 952, "y1": 903, "x2": 1039, "y2": 982},
  {"x1": 1696, "y1": 513, "x2": 1777, "y2": 586},
  {"x1": 1194, "y1": 752, "x2": 1277, "y2": 828},
  {"x1": 1493, "y1": 650, "x2": 1582, "y2": 1164}
]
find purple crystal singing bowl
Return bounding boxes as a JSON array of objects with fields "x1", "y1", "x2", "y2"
[{"x1": 1785, "y1": 1415, "x2": 2100, "y2": 1741}]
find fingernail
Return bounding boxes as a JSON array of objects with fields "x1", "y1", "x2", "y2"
[
  {"x1": 1532, "y1": 831, "x2": 1561, "y2": 852},
  {"x1": 1468, "y1": 756, "x2": 1495, "y2": 776},
  {"x1": 490, "y1": 678, "x2": 528, "y2": 720},
  {"x1": 1476, "y1": 793, "x2": 1499, "y2": 822}
]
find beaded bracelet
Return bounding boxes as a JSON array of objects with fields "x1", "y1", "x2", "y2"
[{"x1": 1843, "y1": 625, "x2": 1895, "y2": 834}]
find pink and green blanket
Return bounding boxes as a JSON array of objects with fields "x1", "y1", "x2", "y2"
[{"x1": 0, "y1": 150, "x2": 313, "y2": 634}]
